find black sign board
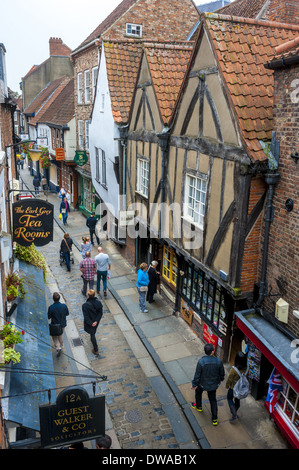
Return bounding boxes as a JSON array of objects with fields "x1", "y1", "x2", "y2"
[
  {"x1": 12, "y1": 199, "x2": 54, "y2": 246},
  {"x1": 39, "y1": 387, "x2": 105, "y2": 448}
]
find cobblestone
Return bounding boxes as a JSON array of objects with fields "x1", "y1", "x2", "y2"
[{"x1": 41, "y1": 226, "x2": 181, "y2": 449}]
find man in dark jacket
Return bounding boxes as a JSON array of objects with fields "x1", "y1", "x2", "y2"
[
  {"x1": 191, "y1": 343, "x2": 225, "y2": 426},
  {"x1": 48, "y1": 292, "x2": 69, "y2": 357},
  {"x1": 82, "y1": 289, "x2": 103, "y2": 355},
  {"x1": 86, "y1": 212, "x2": 100, "y2": 246},
  {"x1": 33, "y1": 175, "x2": 40, "y2": 195}
]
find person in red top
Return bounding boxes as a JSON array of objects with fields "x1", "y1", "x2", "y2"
[{"x1": 80, "y1": 251, "x2": 97, "y2": 296}]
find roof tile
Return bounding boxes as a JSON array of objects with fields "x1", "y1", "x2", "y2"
[{"x1": 204, "y1": 13, "x2": 299, "y2": 162}]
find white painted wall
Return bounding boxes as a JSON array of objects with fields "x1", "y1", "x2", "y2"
[
  {"x1": 64, "y1": 117, "x2": 76, "y2": 161},
  {"x1": 89, "y1": 44, "x2": 120, "y2": 223}
]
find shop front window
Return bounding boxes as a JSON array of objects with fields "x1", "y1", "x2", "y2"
[
  {"x1": 182, "y1": 262, "x2": 227, "y2": 333},
  {"x1": 162, "y1": 246, "x2": 177, "y2": 287},
  {"x1": 277, "y1": 380, "x2": 299, "y2": 435}
]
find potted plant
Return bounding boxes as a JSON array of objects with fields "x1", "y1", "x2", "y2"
[
  {"x1": 0, "y1": 323, "x2": 24, "y2": 365},
  {"x1": 6, "y1": 272, "x2": 26, "y2": 301},
  {"x1": 40, "y1": 147, "x2": 51, "y2": 169}
]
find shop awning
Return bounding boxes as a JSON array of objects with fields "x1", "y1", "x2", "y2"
[
  {"x1": 2, "y1": 261, "x2": 56, "y2": 431},
  {"x1": 235, "y1": 309, "x2": 299, "y2": 393}
]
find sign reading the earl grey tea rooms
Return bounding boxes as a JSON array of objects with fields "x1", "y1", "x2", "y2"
[{"x1": 12, "y1": 200, "x2": 54, "y2": 246}]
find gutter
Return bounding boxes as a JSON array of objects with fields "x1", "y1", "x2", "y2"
[
  {"x1": 71, "y1": 39, "x2": 98, "y2": 57},
  {"x1": 265, "y1": 54, "x2": 299, "y2": 70}
]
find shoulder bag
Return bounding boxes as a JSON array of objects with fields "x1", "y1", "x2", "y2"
[{"x1": 64, "y1": 238, "x2": 73, "y2": 256}]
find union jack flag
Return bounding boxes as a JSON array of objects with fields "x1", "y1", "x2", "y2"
[{"x1": 266, "y1": 368, "x2": 283, "y2": 413}]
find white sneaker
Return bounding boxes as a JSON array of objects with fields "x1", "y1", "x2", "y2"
[{"x1": 143, "y1": 309, "x2": 148, "y2": 313}]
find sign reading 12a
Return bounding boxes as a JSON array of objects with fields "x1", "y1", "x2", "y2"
[
  {"x1": 12, "y1": 200, "x2": 54, "y2": 246},
  {"x1": 39, "y1": 386, "x2": 105, "y2": 448}
]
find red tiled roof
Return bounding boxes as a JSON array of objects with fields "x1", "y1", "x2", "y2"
[
  {"x1": 36, "y1": 78, "x2": 75, "y2": 126},
  {"x1": 25, "y1": 76, "x2": 71, "y2": 125},
  {"x1": 216, "y1": 0, "x2": 268, "y2": 18},
  {"x1": 274, "y1": 35, "x2": 299, "y2": 59},
  {"x1": 203, "y1": 13, "x2": 299, "y2": 163},
  {"x1": 73, "y1": 0, "x2": 137, "y2": 52},
  {"x1": 103, "y1": 40, "x2": 143, "y2": 123},
  {"x1": 144, "y1": 42, "x2": 193, "y2": 126}
]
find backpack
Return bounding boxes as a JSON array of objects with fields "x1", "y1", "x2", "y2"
[{"x1": 232, "y1": 366, "x2": 249, "y2": 400}]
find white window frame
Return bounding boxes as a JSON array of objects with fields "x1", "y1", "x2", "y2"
[
  {"x1": 78, "y1": 120, "x2": 84, "y2": 149},
  {"x1": 137, "y1": 158, "x2": 149, "y2": 198},
  {"x1": 126, "y1": 23, "x2": 142, "y2": 37},
  {"x1": 100, "y1": 93, "x2": 105, "y2": 113},
  {"x1": 92, "y1": 66, "x2": 98, "y2": 101},
  {"x1": 85, "y1": 120, "x2": 90, "y2": 150},
  {"x1": 184, "y1": 174, "x2": 207, "y2": 228},
  {"x1": 84, "y1": 69, "x2": 90, "y2": 104},
  {"x1": 77, "y1": 72, "x2": 83, "y2": 104},
  {"x1": 95, "y1": 147, "x2": 107, "y2": 187}
]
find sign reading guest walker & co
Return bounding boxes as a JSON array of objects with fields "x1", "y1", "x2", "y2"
[
  {"x1": 39, "y1": 386, "x2": 105, "y2": 448},
  {"x1": 12, "y1": 200, "x2": 54, "y2": 246}
]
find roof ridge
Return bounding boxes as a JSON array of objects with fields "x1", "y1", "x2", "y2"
[
  {"x1": 203, "y1": 12, "x2": 299, "y2": 31},
  {"x1": 275, "y1": 36, "x2": 299, "y2": 55}
]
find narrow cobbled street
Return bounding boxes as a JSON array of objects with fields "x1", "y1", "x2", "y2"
[{"x1": 42, "y1": 224, "x2": 193, "y2": 450}]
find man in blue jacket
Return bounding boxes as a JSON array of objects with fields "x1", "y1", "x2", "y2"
[{"x1": 191, "y1": 343, "x2": 225, "y2": 426}]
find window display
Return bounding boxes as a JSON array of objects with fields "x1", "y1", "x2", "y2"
[{"x1": 182, "y1": 262, "x2": 227, "y2": 335}]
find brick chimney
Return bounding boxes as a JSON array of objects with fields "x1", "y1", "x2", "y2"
[
  {"x1": 49, "y1": 37, "x2": 72, "y2": 57},
  {"x1": 268, "y1": 0, "x2": 299, "y2": 25}
]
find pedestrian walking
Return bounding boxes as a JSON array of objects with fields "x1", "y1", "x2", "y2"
[
  {"x1": 48, "y1": 292, "x2": 69, "y2": 357},
  {"x1": 60, "y1": 196, "x2": 70, "y2": 225},
  {"x1": 86, "y1": 211, "x2": 100, "y2": 246},
  {"x1": 136, "y1": 262, "x2": 149, "y2": 313},
  {"x1": 41, "y1": 176, "x2": 48, "y2": 191},
  {"x1": 59, "y1": 187, "x2": 66, "y2": 199},
  {"x1": 95, "y1": 246, "x2": 111, "y2": 297},
  {"x1": 33, "y1": 175, "x2": 40, "y2": 195},
  {"x1": 60, "y1": 232, "x2": 73, "y2": 272},
  {"x1": 82, "y1": 289, "x2": 103, "y2": 355},
  {"x1": 191, "y1": 343, "x2": 225, "y2": 426},
  {"x1": 226, "y1": 351, "x2": 247, "y2": 421},
  {"x1": 96, "y1": 434, "x2": 112, "y2": 449},
  {"x1": 80, "y1": 251, "x2": 97, "y2": 296},
  {"x1": 81, "y1": 236, "x2": 91, "y2": 259},
  {"x1": 146, "y1": 261, "x2": 160, "y2": 303}
]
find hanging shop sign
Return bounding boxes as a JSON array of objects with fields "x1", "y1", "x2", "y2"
[
  {"x1": 12, "y1": 200, "x2": 54, "y2": 247},
  {"x1": 74, "y1": 151, "x2": 88, "y2": 166},
  {"x1": 55, "y1": 148, "x2": 65, "y2": 161},
  {"x1": 39, "y1": 386, "x2": 105, "y2": 448}
]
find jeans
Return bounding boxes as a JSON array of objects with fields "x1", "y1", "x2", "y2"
[
  {"x1": 89, "y1": 229, "x2": 100, "y2": 245},
  {"x1": 227, "y1": 388, "x2": 240, "y2": 411},
  {"x1": 195, "y1": 386, "x2": 218, "y2": 420},
  {"x1": 62, "y1": 212, "x2": 68, "y2": 225},
  {"x1": 97, "y1": 271, "x2": 107, "y2": 292},
  {"x1": 62, "y1": 252, "x2": 71, "y2": 271},
  {"x1": 90, "y1": 332, "x2": 98, "y2": 352},
  {"x1": 82, "y1": 278, "x2": 94, "y2": 295},
  {"x1": 138, "y1": 288, "x2": 146, "y2": 312}
]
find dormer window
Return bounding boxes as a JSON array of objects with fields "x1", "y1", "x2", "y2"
[{"x1": 126, "y1": 23, "x2": 142, "y2": 37}]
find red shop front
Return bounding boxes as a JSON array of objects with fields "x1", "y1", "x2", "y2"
[{"x1": 235, "y1": 309, "x2": 299, "y2": 449}]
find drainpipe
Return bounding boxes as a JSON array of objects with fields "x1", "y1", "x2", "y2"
[{"x1": 255, "y1": 172, "x2": 280, "y2": 309}]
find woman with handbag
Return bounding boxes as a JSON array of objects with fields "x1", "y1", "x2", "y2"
[
  {"x1": 60, "y1": 232, "x2": 73, "y2": 272},
  {"x1": 136, "y1": 262, "x2": 149, "y2": 313},
  {"x1": 48, "y1": 292, "x2": 69, "y2": 357},
  {"x1": 60, "y1": 196, "x2": 70, "y2": 225}
]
